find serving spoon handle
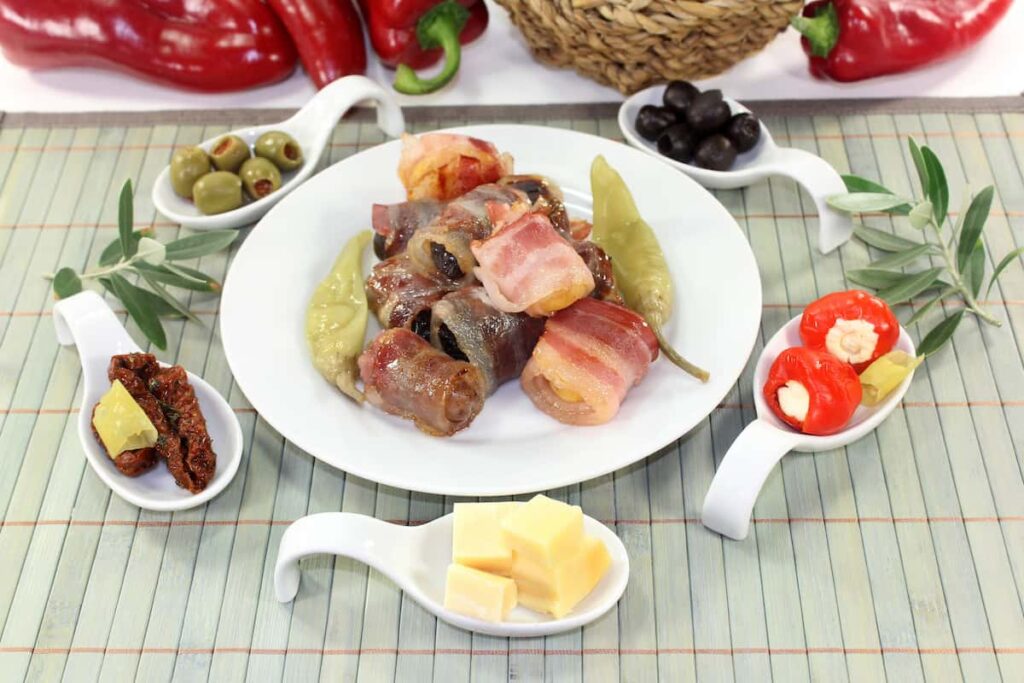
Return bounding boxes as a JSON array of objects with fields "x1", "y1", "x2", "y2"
[
  {"x1": 701, "y1": 419, "x2": 801, "y2": 541},
  {"x1": 275, "y1": 512, "x2": 416, "y2": 603},
  {"x1": 764, "y1": 146, "x2": 853, "y2": 255},
  {"x1": 53, "y1": 291, "x2": 142, "y2": 395},
  {"x1": 285, "y1": 76, "x2": 406, "y2": 164}
]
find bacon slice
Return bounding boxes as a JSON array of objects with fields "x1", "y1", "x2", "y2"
[
  {"x1": 471, "y1": 212, "x2": 595, "y2": 317},
  {"x1": 398, "y1": 133, "x2": 513, "y2": 201},
  {"x1": 359, "y1": 328, "x2": 486, "y2": 436},
  {"x1": 430, "y1": 287, "x2": 545, "y2": 395},
  {"x1": 365, "y1": 254, "x2": 454, "y2": 337},
  {"x1": 405, "y1": 183, "x2": 531, "y2": 281},
  {"x1": 371, "y1": 198, "x2": 442, "y2": 259},
  {"x1": 521, "y1": 298, "x2": 659, "y2": 426}
]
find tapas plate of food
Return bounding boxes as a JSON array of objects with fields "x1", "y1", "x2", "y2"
[{"x1": 220, "y1": 125, "x2": 761, "y2": 496}]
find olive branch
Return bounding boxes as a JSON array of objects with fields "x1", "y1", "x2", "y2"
[
  {"x1": 828, "y1": 138, "x2": 1023, "y2": 356},
  {"x1": 44, "y1": 179, "x2": 238, "y2": 350}
]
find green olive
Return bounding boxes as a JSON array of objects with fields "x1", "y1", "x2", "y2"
[
  {"x1": 192, "y1": 171, "x2": 243, "y2": 215},
  {"x1": 254, "y1": 131, "x2": 303, "y2": 171},
  {"x1": 169, "y1": 146, "x2": 211, "y2": 198},
  {"x1": 209, "y1": 134, "x2": 250, "y2": 173},
  {"x1": 239, "y1": 157, "x2": 282, "y2": 199}
]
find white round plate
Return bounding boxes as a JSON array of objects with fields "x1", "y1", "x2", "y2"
[{"x1": 220, "y1": 124, "x2": 761, "y2": 496}]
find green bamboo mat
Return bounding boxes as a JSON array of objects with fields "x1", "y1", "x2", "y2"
[{"x1": 0, "y1": 103, "x2": 1023, "y2": 683}]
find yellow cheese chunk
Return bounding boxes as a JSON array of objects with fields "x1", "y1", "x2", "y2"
[
  {"x1": 510, "y1": 535, "x2": 611, "y2": 618},
  {"x1": 92, "y1": 380, "x2": 158, "y2": 458},
  {"x1": 501, "y1": 495, "x2": 583, "y2": 569},
  {"x1": 443, "y1": 564, "x2": 517, "y2": 622},
  {"x1": 452, "y1": 502, "x2": 521, "y2": 574}
]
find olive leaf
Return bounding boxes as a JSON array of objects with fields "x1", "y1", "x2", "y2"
[
  {"x1": 908, "y1": 201, "x2": 933, "y2": 230},
  {"x1": 134, "y1": 262, "x2": 219, "y2": 292},
  {"x1": 908, "y1": 138, "x2": 930, "y2": 197},
  {"x1": 964, "y1": 240, "x2": 986, "y2": 298},
  {"x1": 828, "y1": 192, "x2": 914, "y2": 213},
  {"x1": 137, "y1": 271, "x2": 199, "y2": 323},
  {"x1": 841, "y1": 176, "x2": 912, "y2": 214},
  {"x1": 852, "y1": 225, "x2": 920, "y2": 252},
  {"x1": 118, "y1": 180, "x2": 137, "y2": 259},
  {"x1": 136, "y1": 236, "x2": 166, "y2": 266},
  {"x1": 986, "y1": 246, "x2": 1024, "y2": 296},
  {"x1": 164, "y1": 231, "x2": 238, "y2": 261},
  {"x1": 906, "y1": 286, "x2": 956, "y2": 326},
  {"x1": 98, "y1": 277, "x2": 182, "y2": 319},
  {"x1": 956, "y1": 186, "x2": 994, "y2": 271},
  {"x1": 52, "y1": 267, "x2": 82, "y2": 299},
  {"x1": 917, "y1": 310, "x2": 965, "y2": 357},
  {"x1": 867, "y1": 243, "x2": 934, "y2": 270},
  {"x1": 845, "y1": 268, "x2": 911, "y2": 289},
  {"x1": 876, "y1": 267, "x2": 945, "y2": 304},
  {"x1": 106, "y1": 273, "x2": 167, "y2": 349},
  {"x1": 921, "y1": 146, "x2": 948, "y2": 225}
]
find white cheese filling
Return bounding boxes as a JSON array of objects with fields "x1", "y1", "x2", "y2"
[
  {"x1": 777, "y1": 380, "x2": 810, "y2": 422},
  {"x1": 825, "y1": 318, "x2": 879, "y2": 364}
]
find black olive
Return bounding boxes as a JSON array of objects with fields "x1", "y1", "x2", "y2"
[
  {"x1": 656, "y1": 123, "x2": 695, "y2": 163},
  {"x1": 438, "y1": 323, "x2": 468, "y2": 362},
  {"x1": 431, "y1": 242, "x2": 463, "y2": 279},
  {"x1": 373, "y1": 232, "x2": 387, "y2": 260},
  {"x1": 411, "y1": 309, "x2": 432, "y2": 341},
  {"x1": 725, "y1": 113, "x2": 761, "y2": 153},
  {"x1": 684, "y1": 91, "x2": 731, "y2": 134},
  {"x1": 663, "y1": 81, "x2": 700, "y2": 115},
  {"x1": 693, "y1": 134, "x2": 737, "y2": 171},
  {"x1": 634, "y1": 105, "x2": 677, "y2": 142}
]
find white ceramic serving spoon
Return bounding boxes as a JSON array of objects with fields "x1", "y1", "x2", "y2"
[
  {"x1": 619, "y1": 86, "x2": 853, "y2": 254},
  {"x1": 53, "y1": 290, "x2": 243, "y2": 511},
  {"x1": 275, "y1": 511, "x2": 630, "y2": 637},
  {"x1": 152, "y1": 75, "x2": 405, "y2": 231},
  {"x1": 702, "y1": 315, "x2": 917, "y2": 540}
]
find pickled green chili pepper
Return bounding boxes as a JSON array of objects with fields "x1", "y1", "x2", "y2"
[
  {"x1": 589, "y1": 155, "x2": 709, "y2": 382},
  {"x1": 306, "y1": 230, "x2": 373, "y2": 402}
]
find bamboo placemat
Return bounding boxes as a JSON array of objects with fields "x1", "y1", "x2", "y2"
[{"x1": 0, "y1": 103, "x2": 1023, "y2": 682}]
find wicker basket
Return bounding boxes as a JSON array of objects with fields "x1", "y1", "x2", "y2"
[{"x1": 494, "y1": 0, "x2": 803, "y2": 94}]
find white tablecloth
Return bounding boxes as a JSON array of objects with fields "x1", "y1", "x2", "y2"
[{"x1": 1, "y1": 0, "x2": 1021, "y2": 113}]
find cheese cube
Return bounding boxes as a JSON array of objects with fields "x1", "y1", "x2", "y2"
[
  {"x1": 510, "y1": 535, "x2": 611, "y2": 618},
  {"x1": 501, "y1": 495, "x2": 582, "y2": 568},
  {"x1": 92, "y1": 380, "x2": 158, "y2": 457},
  {"x1": 443, "y1": 564, "x2": 517, "y2": 622},
  {"x1": 452, "y1": 502, "x2": 521, "y2": 574}
]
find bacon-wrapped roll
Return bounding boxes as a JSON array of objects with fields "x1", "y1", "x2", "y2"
[
  {"x1": 521, "y1": 298, "x2": 659, "y2": 426},
  {"x1": 497, "y1": 175, "x2": 570, "y2": 236},
  {"x1": 359, "y1": 328, "x2": 486, "y2": 436},
  {"x1": 371, "y1": 198, "x2": 442, "y2": 259},
  {"x1": 405, "y1": 183, "x2": 530, "y2": 280},
  {"x1": 365, "y1": 254, "x2": 453, "y2": 338},
  {"x1": 471, "y1": 212, "x2": 595, "y2": 317},
  {"x1": 398, "y1": 133, "x2": 513, "y2": 202},
  {"x1": 430, "y1": 287, "x2": 545, "y2": 395}
]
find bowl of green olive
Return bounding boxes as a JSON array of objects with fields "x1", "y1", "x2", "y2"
[
  {"x1": 152, "y1": 75, "x2": 405, "y2": 230},
  {"x1": 618, "y1": 81, "x2": 853, "y2": 254}
]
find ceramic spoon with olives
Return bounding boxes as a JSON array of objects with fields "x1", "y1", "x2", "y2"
[
  {"x1": 152, "y1": 75, "x2": 404, "y2": 230},
  {"x1": 618, "y1": 81, "x2": 853, "y2": 254}
]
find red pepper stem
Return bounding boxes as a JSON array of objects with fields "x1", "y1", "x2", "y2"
[
  {"x1": 790, "y1": 2, "x2": 840, "y2": 58},
  {"x1": 393, "y1": 1, "x2": 468, "y2": 95}
]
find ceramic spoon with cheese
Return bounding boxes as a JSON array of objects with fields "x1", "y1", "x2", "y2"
[{"x1": 275, "y1": 495, "x2": 629, "y2": 637}]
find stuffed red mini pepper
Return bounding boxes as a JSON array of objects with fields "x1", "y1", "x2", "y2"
[
  {"x1": 360, "y1": 0, "x2": 489, "y2": 94},
  {"x1": 764, "y1": 347, "x2": 862, "y2": 436},
  {"x1": 799, "y1": 290, "x2": 898, "y2": 372}
]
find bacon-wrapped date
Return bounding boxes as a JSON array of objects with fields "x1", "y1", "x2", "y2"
[
  {"x1": 430, "y1": 287, "x2": 545, "y2": 395},
  {"x1": 359, "y1": 328, "x2": 486, "y2": 436},
  {"x1": 365, "y1": 254, "x2": 455, "y2": 337},
  {"x1": 372, "y1": 198, "x2": 443, "y2": 259}
]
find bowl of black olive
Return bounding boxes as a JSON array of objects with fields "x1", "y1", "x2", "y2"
[{"x1": 619, "y1": 80, "x2": 775, "y2": 190}]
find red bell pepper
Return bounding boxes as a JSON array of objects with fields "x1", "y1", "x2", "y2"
[
  {"x1": 0, "y1": 0, "x2": 297, "y2": 92},
  {"x1": 799, "y1": 290, "x2": 899, "y2": 372},
  {"x1": 360, "y1": 0, "x2": 489, "y2": 94},
  {"x1": 266, "y1": 0, "x2": 367, "y2": 89},
  {"x1": 791, "y1": 0, "x2": 1013, "y2": 82},
  {"x1": 764, "y1": 347, "x2": 862, "y2": 436}
]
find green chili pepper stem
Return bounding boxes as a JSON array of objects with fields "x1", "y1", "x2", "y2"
[
  {"x1": 393, "y1": 1, "x2": 469, "y2": 95},
  {"x1": 790, "y1": 2, "x2": 840, "y2": 58},
  {"x1": 651, "y1": 324, "x2": 709, "y2": 383}
]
